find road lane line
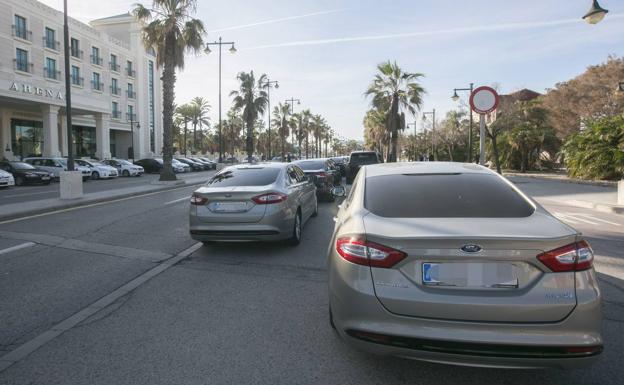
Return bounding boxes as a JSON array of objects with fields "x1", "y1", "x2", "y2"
[
  {"x1": 564, "y1": 214, "x2": 599, "y2": 225},
  {"x1": 164, "y1": 196, "x2": 190, "y2": 205},
  {"x1": 0, "y1": 241, "x2": 203, "y2": 373},
  {"x1": 554, "y1": 213, "x2": 581, "y2": 225},
  {"x1": 0, "y1": 242, "x2": 36, "y2": 255},
  {"x1": 573, "y1": 213, "x2": 621, "y2": 227}
]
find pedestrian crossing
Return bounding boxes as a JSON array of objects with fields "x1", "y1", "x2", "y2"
[{"x1": 553, "y1": 212, "x2": 621, "y2": 227}]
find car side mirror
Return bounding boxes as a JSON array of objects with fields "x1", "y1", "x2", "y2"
[{"x1": 330, "y1": 186, "x2": 346, "y2": 198}]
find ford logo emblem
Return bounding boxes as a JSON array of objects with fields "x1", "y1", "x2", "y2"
[{"x1": 461, "y1": 244, "x2": 482, "y2": 253}]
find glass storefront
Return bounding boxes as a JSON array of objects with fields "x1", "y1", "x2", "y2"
[
  {"x1": 110, "y1": 130, "x2": 116, "y2": 158},
  {"x1": 73, "y1": 125, "x2": 96, "y2": 158},
  {"x1": 11, "y1": 119, "x2": 43, "y2": 159}
]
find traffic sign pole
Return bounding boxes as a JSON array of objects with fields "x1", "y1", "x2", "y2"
[
  {"x1": 469, "y1": 86, "x2": 500, "y2": 167},
  {"x1": 479, "y1": 115, "x2": 486, "y2": 165}
]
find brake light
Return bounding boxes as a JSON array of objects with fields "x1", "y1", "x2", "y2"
[
  {"x1": 537, "y1": 240, "x2": 594, "y2": 272},
  {"x1": 190, "y1": 193, "x2": 208, "y2": 205},
  {"x1": 252, "y1": 192, "x2": 288, "y2": 204},
  {"x1": 336, "y1": 237, "x2": 407, "y2": 268}
]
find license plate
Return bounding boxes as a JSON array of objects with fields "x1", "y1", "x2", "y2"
[
  {"x1": 422, "y1": 262, "x2": 518, "y2": 288},
  {"x1": 209, "y1": 201, "x2": 248, "y2": 213}
]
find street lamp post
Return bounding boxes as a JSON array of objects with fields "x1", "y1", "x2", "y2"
[
  {"x1": 260, "y1": 78, "x2": 279, "y2": 159},
  {"x1": 205, "y1": 37, "x2": 236, "y2": 163},
  {"x1": 63, "y1": 0, "x2": 74, "y2": 171},
  {"x1": 128, "y1": 114, "x2": 140, "y2": 163},
  {"x1": 422, "y1": 109, "x2": 436, "y2": 161},
  {"x1": 285, "y1": 97, "x2": 300, "y2": 157},
  {"x1": 452, "y1": 83, "x2": 474, "y2": 163}
]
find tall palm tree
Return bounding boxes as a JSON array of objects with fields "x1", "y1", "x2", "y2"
[
  {"x1": 189, "y1": 97, "x2": 211, "y2": 153},
  {"x1": 230, "y1": 71, "x2": 268, "y2": 162},
  {"x1": 174, "y1": 103, "x2": 194, "y2": 156},
  {"x1": 272, "y1": 103, "x2": 291, "y2": 159},
  {"x1": 133, "y1": 0, "x2": 205, "y2": 180},
  {"x1": 365, "y1": 61, "x2": 425, "y2": 162},
  {"x1": 300, "y1": 109, "x2": 312, "y2": 158}
]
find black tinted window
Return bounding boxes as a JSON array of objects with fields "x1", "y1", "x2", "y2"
[
  {"x1": 350, "y1": 153, "x2": 378, "y2": 165},
  {"x1": 296, "y1": 161, "x2": 325, "y2": 170},
  {"x1": 207, "y1": 168, "x2": 280, "y2": 187},
  {"x1": 365, "y1": 173, "x2": 534, "y2": 218}
]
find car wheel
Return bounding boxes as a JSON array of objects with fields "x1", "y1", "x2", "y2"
[
  {"x1": 15, "y1": 176, "x2": 24, "y2": 186},
  {"x1": 311, "y1": 198, "x2": 318, "y2": 217},
  {"x1": 122, "y1": 170, "x2": 130, "y2": 177},
  {"x1": 91, "y1": 171, "x2": 100, "y2": 180},
  {"x1": 288, "y1": 210, "x2": 302, "y2": 246}
]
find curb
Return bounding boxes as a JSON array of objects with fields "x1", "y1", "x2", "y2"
[
  {"x1": 563, "y1": 199, "x2": 624, "y2": 215},
  {"x1": 504, "y1": 173, "x2": 617, "y2": 187},
  {"x1": 0, "y1": 179, "x2": 206, "y2": 223}
]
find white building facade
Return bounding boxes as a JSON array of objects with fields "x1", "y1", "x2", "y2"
[{"x1": 0, "y1": 0, "x2": 163, "y2": 161}]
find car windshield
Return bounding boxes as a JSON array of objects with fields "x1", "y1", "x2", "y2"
[
  {"x1": 10, "y1": 162, "x2": 36, "y2": 170},
  {"x1": 365, "y1": 173, "x2": 535, "y2": 218},
  {"x1": 349, "y1": 153, "x2": 377, "y2": 165},
  {"x1": 207, "y1": 167, "x2": 280, "y2": 187},
  {"x1": 296, "y1": 161, "x2": 325, "y2": 170}
]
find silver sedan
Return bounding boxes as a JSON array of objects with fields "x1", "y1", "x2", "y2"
[
  {"x1": 328, "y1": 162, "x2": 601, "y2": 369},
  {"x1": 189, "y1": 162, "x2": 318, "y2": 245}
]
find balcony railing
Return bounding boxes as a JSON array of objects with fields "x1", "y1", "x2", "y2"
[
  {"x1": 71, "y1": 48, "x2": 83, "y2": 59},
  {"x1": 90, "y1": 55, "x2": 103, "y2": 66},
  {"x1": 110, "y1": 86, "x2": 121, "y2": 95},
  {"x1": 126, "y1": 113, "x2": 137, "y2": 121},
  {"x1": 71, "y1": 76, "x2": 84, "y2": 86},
  {"x1": 43, "y1": 37, "x2": 60, "y2": 51},
  {"x1": 44, "y1": 67, "x2": 61, "y2": 80},
  {"x1": 126, "y1": 68, "x2": 136, "y2": 77},
  {"x1": 109, "y1": 62, "x2": 120, "y2": 72},
  {"x1": 127, "y1": 90, "x2": 136, "y2": 99},
  {"x1": 112, "y1": 111, "x2": 122, "y2": 119},
  {"x1": 91, "y1": 81, "x2": 104, "y2": 91},
  {"x1": 12, "y1": 25, "x2": 32, "y2": 41},
  {"x1": 13, "y1": 59, "x2": 33, "y2": 73}
]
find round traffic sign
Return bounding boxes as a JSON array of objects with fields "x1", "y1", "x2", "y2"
[{"x1": 469, "y1": 86, "x2": 499, "y2": 114}]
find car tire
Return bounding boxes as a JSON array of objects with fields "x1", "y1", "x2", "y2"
[
  {"x1": 288, "y1": 210, "x2": 302, "y2": 246},
  {"x1": 91, "y1": 171, "x2": 100, "y2": 180},
  {"x1": 311, "y1": 198, "x2": 318, "y2": 217},
  {"x1": 122, "y1": 170, "x2": 130, "y2": 177},
  {"x1": 15, "y1": 176, "x2": 24, "y2": 186}
]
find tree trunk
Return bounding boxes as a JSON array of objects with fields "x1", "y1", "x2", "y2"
[
  {"x1": 159, "y1": 32, "x2": 177, "y2": 181},
  {"x1": 305, "y1": 135, "x2": 309, "y2": 159},
  {"x1": 389, "y1": 96, "x2": 399, "y2": 162},
  {"x1": 281, "y1": 125, "x2": 285, "y2": 159},
  {"x1": 246, "y1": 118, "x2": 254, "y2": 162},
  {"x1": 193, "y1": 123, "x2": 197, "y2": 154}
]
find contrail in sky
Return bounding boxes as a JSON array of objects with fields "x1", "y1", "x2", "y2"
[
  {"x1": 208, "y1": 9, "x2": 344, "y2": 33},
  {"x1": 246, "y1": 13, "x2": 624, "y2": 50}
]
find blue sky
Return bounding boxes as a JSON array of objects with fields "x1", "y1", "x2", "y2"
[{"x1": 42, "y1": 0, "x2": 624, "y2": 140}]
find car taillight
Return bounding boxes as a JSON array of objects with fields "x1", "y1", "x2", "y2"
[
  {"x1": 335, "y1": 237, "x2": 407, "y2": 268},
  {"x1": 252, "y1": 192, "x2": 288, "y2": 204},
  {"x1": 190, "y1": 193, "x2": 208, "y2": 205},
  {"x1": 537, "y1": 240, "x2": 594, "y2": 272}
]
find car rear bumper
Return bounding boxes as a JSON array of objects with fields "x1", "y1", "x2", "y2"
[{"x1": 329, "y1": 256, "x2": 603, "y2": 369}]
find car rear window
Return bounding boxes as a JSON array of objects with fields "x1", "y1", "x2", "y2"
[
  {"x1": 364, "y1": 173, "x2": 534, "y2": 218},
  {"x1": 296, "y1": 161, "x2": 325, "y2": 170},
  {"x1": 350, "y1": 153, "x2": 378, "y2": 165},
  {"x1": 207, "y1": 168, "x2": 280, "y2": 187}
]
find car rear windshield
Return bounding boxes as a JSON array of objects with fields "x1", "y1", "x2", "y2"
[
  {"x1": 365, "y1": 173, "x2": 535, "y2": 218},
  {"x1": 296, "y1": 161, "x2": 325, "y2": 170},
  {"x1": 350, "y1": 153, "x2": 377, "y2": 165},
  {"x1": 207, "y1": 168, "x2": 280, "y2": 187}
]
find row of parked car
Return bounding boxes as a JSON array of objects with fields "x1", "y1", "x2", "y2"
[{"x1": 133, "y1": 157, "x2": 217, "y2": 173}]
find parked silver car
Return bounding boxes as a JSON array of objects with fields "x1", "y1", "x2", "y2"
[
  {"x1": 189, "y1": 163, "x2": 317, "y2": 245},
  {"x1": 75, "y1": 159, "x2": 118, "y2": 179},
  {"x1": 328, "y1": 162, "x2": 601, "y2": 369},
  {"x1": 23, "y1": 157, "x2": 91, "y2": 181},
  {"x1": 102, "y1": 159, "x2": 144, "y2": 177}
]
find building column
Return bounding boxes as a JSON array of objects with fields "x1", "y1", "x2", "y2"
[
  {"x1": 95, "y1": 113, "x2": 111, "y2": 160},
  {"x1": 0, "y1": 108, "x2": 12, "y2": 160},
  {"x1": 42, "y1": 105, "x2": 61, "y2": 157}
]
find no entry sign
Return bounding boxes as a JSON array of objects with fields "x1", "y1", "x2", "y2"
[{"x1": 469, "y1": 86, "x2": 499, "y2": 114}]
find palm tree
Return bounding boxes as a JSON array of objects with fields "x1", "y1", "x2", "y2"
[
  {"x1": 133, "y1": 0, "x2": 205, "y2": 180},
  {"x1": 230, "y1": 71, "x2": 268, "y2": 162},
  {"x1": 300, "y1": 109, "x2": 312, "y2": 158},
  {"x1": 189, "y1": 97, "x2": 211, "y2": 153},
  {"x1": 174, "y1": 103, "x2": 194, "y2": 156},
  {"x1": 365, "y1": 61, "x2": 425, "y2": 162},
  {"x1": 272, "y1": 103, "x2": 291, "y2": 159}
]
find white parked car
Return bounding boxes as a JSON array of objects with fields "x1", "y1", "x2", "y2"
[
  {"x1": 101, "y1": 159, "x2": 144, "y2": 177},
  {"x1": 75, "y1": 159, "x2": 118, "y2": 180},
  {"x1": 23, "y1": 157, "x2": 91, "y2": 181},
  {"x1": 0, "y1": 169, "x2": 15, "y2": 188}
]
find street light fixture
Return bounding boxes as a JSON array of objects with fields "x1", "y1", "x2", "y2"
[
  {"x1": 260, "y1": 78, "x2": 279, "y2": 159},
  {"x1": 583, "y1": 0, "x2": 609, "y2": 24},
  {"x1": 205, "y1": 37, "x2": 236, "y2": 163},
  {"x1": 451, "y1": 83, "x2": 474, "y2": 162}
]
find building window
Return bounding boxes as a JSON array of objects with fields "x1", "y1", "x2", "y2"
[
  {"x1": 126, "y1": 60, "x2": 135, "y2": 77},
  {"x1": 44, "y1": 27, "x2": 58, "y2": 50},
  {"x1": 71, "y1": 65, "x2": 82, "y2": 86},
  {"x1": 127, "y1": 83, "x2": 135, "y2": 99},
  {"x1": 14, "y1": 48, "x2": 31, "y2": 73},
  {"x1": 111, "y1": 78, "x2": 119, "y2": 95},
  {"x1": 91, "y1": 46, "x2": 102, "y2": 66},
  {"x1": 70, "y1": 38, "x2": 82, "y2": 58},
  {"x1": 92, "y1": 72, "x2": 102, "y2": 91},
  {"x1": 11, "y1": 119, "x2": 43, "y2": 159},
  {"x1": 13, "y1": 15, "x2": 30, "y2": 41},
  {"x1": 112, "y1": 102, "x2": 121, "y2": 119},
  {"x1": 72, "y1": 126, "x2": 96, "y2": 158},
  {"x1": 110, "y1": 54, "x2": 119, "y2": 72},
  {"x1": 127, "y1": 105, "x2": 135, "y2": 122},
  {"x1": 148, "y1": 60, "x2": 155, "y2": 152},
  {"x1": 44, "y1": 57, "x2": 59, "y2": 80}
]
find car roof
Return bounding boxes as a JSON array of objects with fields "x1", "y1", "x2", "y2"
[
  {"x1": 363, "y1": 162, "x2": 495, "y2": 177},
  {"x1": 226, "y1": 162, "x2": 287, "y2": 170}
]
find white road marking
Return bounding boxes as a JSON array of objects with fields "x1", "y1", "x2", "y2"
[
  {"x1": 572, "y1": 213, "x2": 621, "y2": 227},
  {"x1": 0, "y1": 242, "x2": 36, "y2": 255},
  {"x1": 563, "y1": 214, "x2": 599, "y2": 225},
  {"x1": 164, "y1": 196, "x2": 190, "y2": 205},
  {"x1": 554, "y1": 213, "x2": 581, "y2": 224}
]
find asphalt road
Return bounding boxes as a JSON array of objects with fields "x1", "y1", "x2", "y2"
[{"x1": 0, "y1": 176, "x2": 622, "y2": 384}]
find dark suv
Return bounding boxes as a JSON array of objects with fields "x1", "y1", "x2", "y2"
[{"x1": 346, "y1": 151, "x2": 383, "y2": 184}]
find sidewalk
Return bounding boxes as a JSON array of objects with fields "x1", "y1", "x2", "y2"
[{"x1": 0, "y1": 173, "x2": 208, "y2": 222}]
